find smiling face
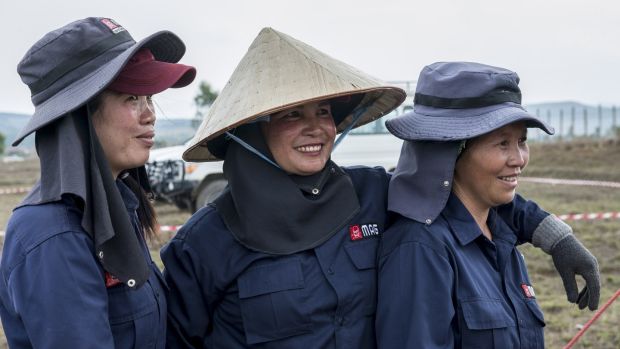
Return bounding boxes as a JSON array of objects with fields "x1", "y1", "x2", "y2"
[
  {"x1": 91, "y1": 91, "x2": 156, "y2": 178},
  {"x1": 260, "y1": 101, "x2": 337, "y2": 176},
  {"x1": 453, "y1": 122, "x2": 529, "y2": 213}
]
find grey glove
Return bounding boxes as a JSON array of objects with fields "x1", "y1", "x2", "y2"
[{"x1": 532, "y1": 215, "x2": 600, "y2": 310}]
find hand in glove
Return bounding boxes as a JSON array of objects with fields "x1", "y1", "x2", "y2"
[
  {"x1": 550, "y1": 234, "x2": 600, "y2": 310},
  {"x1": 532, "y1": 215, "x2": 600, "y2": 310}
]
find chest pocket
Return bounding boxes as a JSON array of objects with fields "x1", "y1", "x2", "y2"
[
  {"x1": 460, "y1": 298, "x2": 516, "y2": 348},
  {"x1": 237, "y1": 258, "x2": 312, "y2": 345},
  {"x1": 344, "y1": 239, "x2": 378, "y2": 270},
  {"x1": 518, "y1": 299, "x2": 546, "y2": 348},
  {"x1": 107, "y1": 273, "x2": 161, "y2": 349},
  {"x1": 344, "y1": 239, "x2": 379, "y2": 317},
  {"x1": 523, "y1": 298, "x2": 545, "y2": 326}
]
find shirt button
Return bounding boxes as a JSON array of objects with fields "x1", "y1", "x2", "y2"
[
  {"x1": 127, "y1": 279, "x2": 136, "y2": 287},
  {"x1": 327, "y1": 268, "x2": 334, "y2": 275},
  {"x1": 335, "y1": 316, "x2": 345, "y2": 326},
  {"x1": 312, "y1": 188, "x2": 320, "y2": 195},
  {"x1": 443, "y1": 180, "x2": 450, "y2": 187},
  {"x1": 98, "y1": 251, "x2": 104, "y2": 259},
  {"x1": 425, "y1": 218, "x2": 432, "y2": 225}
]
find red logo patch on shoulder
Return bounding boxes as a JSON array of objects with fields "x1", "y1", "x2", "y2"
[
  {"x1": 100, "y1": 18, "x2": 126, "y2": 34},
  {"x1": 349, "y1": 225, "x2": 363, "y2": 240},
  {"x1": 105, "y1": 271, "x2": 122, "y2": 288},
  {"x1": 521, "y1": 284, "x2": 536, "y2": 298},
  {"x1": 349, "y1": 223, "x2": 380, "y2": 241}
]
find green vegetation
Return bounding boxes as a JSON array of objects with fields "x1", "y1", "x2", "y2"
[
  {"x1": 192, "y1": 80, "x2": 219, "y2": 128},
  {"x1": 0, "y1": 140, "x2": 618, "y2": 348}
]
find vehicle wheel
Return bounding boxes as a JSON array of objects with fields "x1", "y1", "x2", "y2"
[{"x1": 193, "y1": 178, "x2": 228, "y2": 212}]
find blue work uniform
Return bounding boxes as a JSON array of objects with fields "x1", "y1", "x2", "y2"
[
  {"x1": 162, "y1": 166, "x2": 390, "y2": 348},
  {"x1": 377, "y1": 193, "x2": 546, "y2": 349},
  {"x1": 162, "y1": 166, "x2": 549, "y2": 348},
  {"x1": 0, "y1": 181, "x2": 167, "y2": 349}
]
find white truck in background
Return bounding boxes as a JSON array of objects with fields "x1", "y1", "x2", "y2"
[
  {"x1": 147, "y1": 114, "x2": 407, "y2": 212},
  {"x1": 147, "y1": 85, "x2": 415, "y2": 212}
]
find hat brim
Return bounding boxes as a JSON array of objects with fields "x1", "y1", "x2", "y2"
[
  {"x1": 107, "y1": 60, "x2": 196, "y2": 96},
  {"x1": 13, "y1": 31, "x2": 186, "y2": 146},
  {"x1": 182, "y1": 86, "x2": 405, "y2": 162},
  {"x1": 181, "y1": 27, "x2": 407, "y2": 162},
  {"x1": 385, "y1": 103, "x2": 555, "y2": 141}
]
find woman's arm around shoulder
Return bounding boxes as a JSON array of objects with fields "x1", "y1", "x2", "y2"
[{"x1": 377, "y1": 217, "x2": 456, "y2": 349}]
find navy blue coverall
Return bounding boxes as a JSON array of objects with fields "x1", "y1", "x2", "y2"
[
  {"x1": 377, "y1": 193, "x2": 546, "y2": 349},
  {"x1": 162, "y1": 167, "x2": 548, "y2": 348},
  {"x1": 0, "y1": 181, "x2": 167, "y2": 349}
]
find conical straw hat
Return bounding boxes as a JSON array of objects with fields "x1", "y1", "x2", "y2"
[{"x1": 184, "y1": 27, "x2": 406, "y2": 161}]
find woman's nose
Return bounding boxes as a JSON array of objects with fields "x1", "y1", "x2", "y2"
[
  {"x1": 508, "y1": 146, "x2": 527, "y2": 167},
  {"x1": 302, "y1": 114, "x2": 321, "y2": 133},
  {"x1": 140, "y1": 98, "x2": 156, "y2": 125}
]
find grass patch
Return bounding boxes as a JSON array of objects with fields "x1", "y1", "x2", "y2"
[{"x1": 1, "y1": 140, "x2": 619, "y2": 348}]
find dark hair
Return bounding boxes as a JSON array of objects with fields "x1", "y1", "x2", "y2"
[
  {"x1": 121, "y1": 173, "x2": 158, "y2": 239},
  {"x1": 89, "y1": 91, "x2": 158, "y2": 240},
  {"x1": 330, "y1": 93, "x2": 365, "y2": 127}
]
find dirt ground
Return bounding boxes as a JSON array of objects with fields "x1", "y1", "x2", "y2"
[{"x1": 1, "y1": 140, "x2": 619, "y2": 348}]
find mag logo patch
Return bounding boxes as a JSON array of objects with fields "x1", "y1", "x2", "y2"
[{"x1": 349, "y1": 223, "x2": 380, "y2": 241}]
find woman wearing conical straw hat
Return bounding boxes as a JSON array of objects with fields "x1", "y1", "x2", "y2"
[{"x1": 161, "y1": 29, "x2": 598, "y2": 348}]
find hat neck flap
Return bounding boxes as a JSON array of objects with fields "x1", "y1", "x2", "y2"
[
  {"x1": 388, "y1": 140, "x2": 461, "y2": 224},
  {"x1": 20, "y1": 107, "x2": 149, "y2": 287},
  {"x1": 213, "y1": 124, "x2": 360, "y2": 255}
]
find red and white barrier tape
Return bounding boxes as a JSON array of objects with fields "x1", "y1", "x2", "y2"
[
  {"x1": 564, "y1": 288, "x2": 620, "y2": 348},
  {"x1": 159, "y1": 225, "x2": 182, "y2": 233},
  {"x1": 0, "y1": 187, "x2": 30, "y2": 195},
  {"x1": 558, "y1": 212, "x2": 620, "y2": 221},
  {"x1": 2, "y1": 212, "x2": 620, "y2": 239},
  {"x1": 153, "y1": 211, "x2": 620, "y2": 235}
]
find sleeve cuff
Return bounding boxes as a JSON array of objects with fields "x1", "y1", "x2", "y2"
[{"x1": 531, "y1": 214, "x2": 573, "y2": 253}]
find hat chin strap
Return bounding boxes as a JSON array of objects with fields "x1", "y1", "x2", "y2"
[
  {"x1": 225, "y1": 106, "x2": 367, "y2": 171},
  {"x1": 333, "y1": 106, "x2": 367, "y2": 150},
  {"x1": 225, "y1": 131, "x2": 281, "y2": 169}
]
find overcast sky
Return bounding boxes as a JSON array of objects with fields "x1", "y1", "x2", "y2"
[{"x1": 2, "y1": 0, "x2": 619, "y2": 119}]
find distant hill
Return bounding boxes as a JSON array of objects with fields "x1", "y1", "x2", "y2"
[
  {"x1": 0, "y1": 112, "x2": 198, "y2": 153},
  {"x1": 0, "y1": 112, "x2": 34, "y2": 151},
  {"x1": 525, "y1": 101, "x2": 610, "y2": 116},
  {"x1": 524, "y1": 101, "x2": 618, "y2": 139},
  {"x1": 2, "y1": 100, "x2": 618, "y2": 153},
  {"x1": 152, "y1": 118, "x2": 197, "y2": 147}
]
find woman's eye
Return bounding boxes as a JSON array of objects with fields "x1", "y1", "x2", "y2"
[
  {"x1": 284, "y1": 111, "x2": 300, "y2": 118},
  {"x1": 519, "y1": 136, "x2": 528, "y2": 144},
  {"x1": 127, "y1": 95, "x2": 139, "y2": 102},
  {"x1": 317, "y1": 108, "x2": 331, "y2": 116}
]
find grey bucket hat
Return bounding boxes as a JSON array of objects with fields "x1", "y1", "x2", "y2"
[
  {"x1": 13, "y1": 17, "x2": 187, "y2": 146},
  {"x1": 386, "y1": 61, "x2": 554, "y2": 141}
]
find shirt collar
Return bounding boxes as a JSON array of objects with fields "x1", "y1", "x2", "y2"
[{"x1": 442, "y1": 193, "x2": 517, "y2": 246}]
